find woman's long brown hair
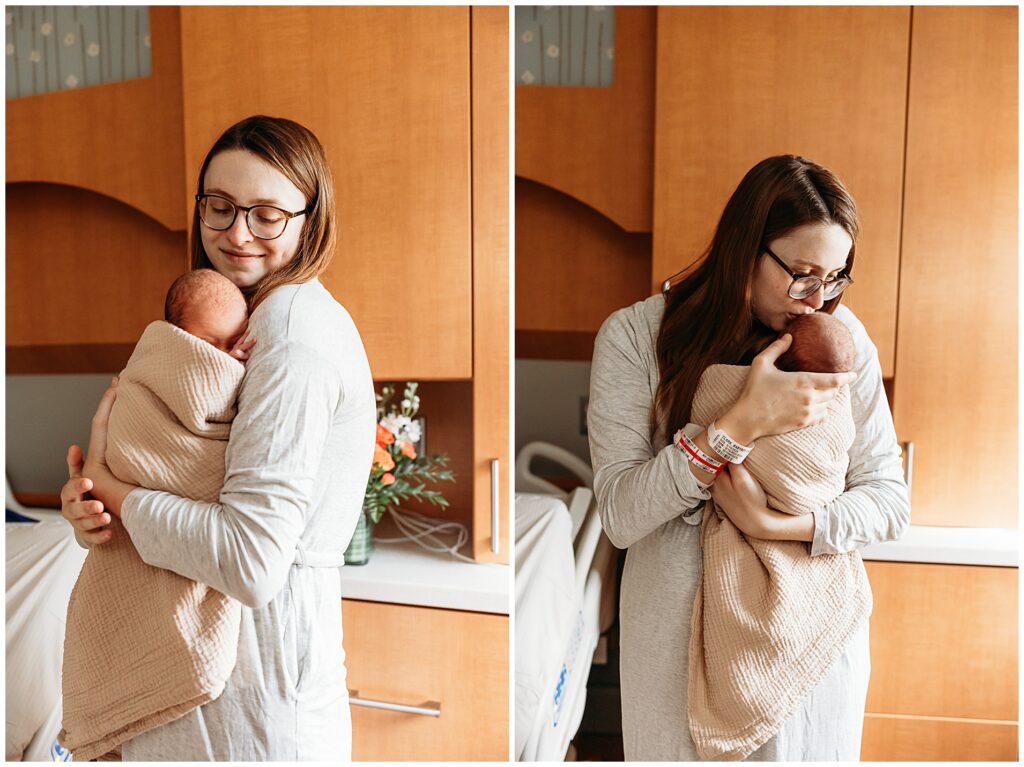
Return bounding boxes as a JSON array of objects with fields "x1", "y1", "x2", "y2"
[
  {"x1": 653, "y1": 155, "x2": 860, "y2": 443},
  {"x1": 190, "y1": 115, "x2": 338, "y2": 312}
]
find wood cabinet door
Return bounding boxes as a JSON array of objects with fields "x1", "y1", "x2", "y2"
[
  {"x1": 652, "y1": 7, "x2": 909, "y2": 376},
  {"x1": 861, "y1": 561, "x2": 1018, "y2": 760},
  {"x1": 893, "y1": 6, "x2": 1017, "y2": 527},
  {"x1": 179, "y1": 7, "x2": 473, "y2": 379},
  {"x1": 342, "y1": 600, "x2": 509, "y2": 761},
  {"x1": 5, "y1": 6, "x2": 186, "y2": 231},
  {"x1": 470, "y1": 7, "x2": 510, "y2": 563},
  {"x1": 515, "y1": 7, "x2": 656, "y2": 233}
]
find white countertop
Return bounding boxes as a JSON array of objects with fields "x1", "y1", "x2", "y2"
[
  {"x1": 859, "y1": 524, "x2": 1018, "y2": 567},
  {"x1": 339, "y1": 525, "x2": 510, "y2": 615}
]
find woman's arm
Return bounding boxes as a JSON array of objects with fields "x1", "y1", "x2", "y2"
[
  {"x1": 119, "y1": 339, "x2": 344, "y2": 608},
  {"x1": 808, "y1": 331, "x2": 910, "y2": 556},
  {"x1": 588, "y1": 309, "x2": 712, "y2": 549}
]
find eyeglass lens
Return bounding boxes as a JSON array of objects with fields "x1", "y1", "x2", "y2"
[
  {"x1": 199, "y1": 197, "x2": 288, "y2": 239},
  {"x1": 790, "y1": 276, "x2": 850, "y2": 300}
]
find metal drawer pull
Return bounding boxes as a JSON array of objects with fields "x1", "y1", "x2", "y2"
[
  {"x1": 349, "y1": 690, "x2": 441, "y2": 717},
  {"x1": 901, "y1": 441, "x2": 914, "y2": 502},
  {"x1": 491, "y1": 458, "x2": 500, "y2": 554}
]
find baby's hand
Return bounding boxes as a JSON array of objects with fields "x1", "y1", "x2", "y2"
[{"x1": 230, "y1": 331, "x2": 257, "y2": 362}]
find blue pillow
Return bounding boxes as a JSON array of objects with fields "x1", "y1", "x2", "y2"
[{"x1": 6, "y1": 508, "x2": 37, "y2": 523}]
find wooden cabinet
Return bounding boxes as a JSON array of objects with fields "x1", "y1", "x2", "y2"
[
  {"x1": 515, "y1": 7, "x2": 655, "y2": 233},
  {"x1": 861, "y1": 561, "x2": 1018, "y2": 761},
  {"x1": 178, "y1": 6, "x2": 472, "y2": 381},
  {"x1": 652, "y1": 6, "x2": 909, "y2": 378},
  {"x1": 5, "y1": 6, "x2": 186, "y2": 231},
  {"x1": 342, "y1": 599, "x2": 508, "y2": 761},
  {"x1": 892, "y1": 6, "x2": 1017, "y2": 528}
]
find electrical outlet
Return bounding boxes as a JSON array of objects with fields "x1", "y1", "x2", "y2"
[{"x1": 579, "y1": 396, "x2": 589, "y2": 436}]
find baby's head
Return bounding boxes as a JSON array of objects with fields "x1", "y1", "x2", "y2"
[
  {"x1": 164, "y1": 269, "x2": 248, "y2": 354},
  {"x1": 777, "y1": 312, "x2": 856, "y2": 374}
]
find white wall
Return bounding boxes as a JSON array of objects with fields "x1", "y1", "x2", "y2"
[
  {"x1": 6, "y1": 374, "x2": 116, "y2": 494},
  {"x1": 514, "y1": 359, "x2": 592, "y2": 471}
]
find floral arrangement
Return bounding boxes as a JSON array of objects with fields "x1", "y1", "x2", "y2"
[{"x1": 364, "y1": 382, "x2": 455, "y2": 524}]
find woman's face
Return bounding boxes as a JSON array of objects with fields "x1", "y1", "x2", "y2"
[
  {"x1": 200, "y1": 149, "x2": 308, "y2": 289},
  {"x1": 751, "y1": 222, "x2": 852, "y2": 333}
]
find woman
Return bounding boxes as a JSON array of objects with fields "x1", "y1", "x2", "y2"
[
  {"x1": 59, "y1": 115, "x2": 377, "y2": 760},
  {"x1": 588, "y1": 155, "x2": 910, "y2": 760}
]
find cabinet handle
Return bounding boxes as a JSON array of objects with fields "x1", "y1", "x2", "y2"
[
  {"x1": 348, "y1": 690, "x2": 441, "y2": 717},
  {"x1": 491, "y1": 458, "x2": 500, "y2": 554},
  {"x1": 901, "y1": 441, "x2": 914, "y2": 502}
]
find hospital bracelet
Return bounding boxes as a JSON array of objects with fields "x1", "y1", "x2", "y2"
[
  {"x1": 673, "y1": 428, "x2": 725, "y2": 476},
  {"x1": 707, "y1": 420, "x2": 754, "y2": 464}
]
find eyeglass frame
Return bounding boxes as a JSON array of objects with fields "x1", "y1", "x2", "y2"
[
  {"x1": 195, "y1": 193, "x2": 310, "y2": 241},
  {"x1": 761, "y1": 244, "x2": 854, "y2": 300}
]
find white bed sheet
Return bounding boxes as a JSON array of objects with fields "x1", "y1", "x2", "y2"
[
  {"x1": 514, "y1": 493, "x2": 576, "y2": 761},
  {"x1": 6, "y1": 506, "x2": 87, "y2": 761}
]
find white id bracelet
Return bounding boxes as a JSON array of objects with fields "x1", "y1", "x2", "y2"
[
  {"x1": 673, "y1": 428, "x2": 725, "y2": 475},
  {"x1": 707, "y1": 421, "x2": 753, "y2": 464}
]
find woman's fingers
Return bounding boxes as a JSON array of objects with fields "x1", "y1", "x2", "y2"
[
  {"x1": 79, "y1": 528, "x2": 113, "y2": 545},
  {"x1": 754, "y1": 334, "x2": 792, "y2": 364},
  {"x1": 230, "y1": 335, "x2": 257, "y2": 360},
  {"x1": 66, "y1": 444, "x2": 84, "y2": 481},
  {"x1": 60, "y1": 476, "x2": 93, "y2": 505},
  {"x1": 85, "y1": 377, "x2": 118, "y2": 464},
  {"x1": 806, "y1": 370, "x2": 858, "y2": 390},
  {"x1": 73, "y1": 506, "x2": 111, "y2": 530}
]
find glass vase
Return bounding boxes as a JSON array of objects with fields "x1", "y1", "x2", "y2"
[{"x1": 344, "y1": 508, "x2": 375, "y2": 566}]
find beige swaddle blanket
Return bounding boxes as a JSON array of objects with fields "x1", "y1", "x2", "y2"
[
  {"x1": 686, "y1": 364, "x2": 872, "y2": 760},
  {"x1": 59, "y1": 321, "x2": 245, "y2": 761}
]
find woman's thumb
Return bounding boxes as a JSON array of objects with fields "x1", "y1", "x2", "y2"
[{"x1": 757, "y1": 333, "x2": 792, "y2": 363}]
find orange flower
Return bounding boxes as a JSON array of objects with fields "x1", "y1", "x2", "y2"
[
  {"x1": 373, "y1": 444, "x2": 395, "y2": 472},
  {"x1": 376, "y1": 424, "x2": 395, "y2": 446},
  {"x1": 381, "y1": 472, "x2": 396, "y2": 486},
  {"x1": 399, "y1": 441, "x2": 417, "y2": 460}
]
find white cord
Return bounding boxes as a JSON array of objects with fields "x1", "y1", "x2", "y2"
[{"x1": 374, "y1": 506, "x2": 477, "y2": 564}]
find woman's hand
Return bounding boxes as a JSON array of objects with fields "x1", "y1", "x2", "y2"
[
  {"x1": 711, "y1": 462, "x2": 772, "y2": 538},
  {"x1": 61, "y1": 377, "x2": 137, "y2": 538},
  {"x1": 719, "y1": 334, "x2": 858, "y2": 442},
  {"x1": 229, "y1": 330, "x2": 257, "y2": 362},
  {"x1": 61, "y1": 444, "x2": 113, "y2": 545},
  {"x1": 712, "y1": 463, "x2": 815, "y2": 542}
]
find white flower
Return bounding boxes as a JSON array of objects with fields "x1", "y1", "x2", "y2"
[
  {"x1": 521, "y1": 70, "x2": 535, "y2": 84},
  {"x1": 380, "y1": 414, "x2": 421, "y2": 445},
  {"x1": 29, "y1": 50, "x2": 41, "y2": 63},
  {"x1": 63, "y1": 32, "x2": 75, "y2": 46},
  {"x1": 40, "y1": 22, "x2": 52, "y2": 36},
  {"x1": 65, "y1": 74, "x2": 78, "y2": 87},
  {"x1": 143, "y1": 34, "x2": 151, "y2": 48},
  {"x1": 401, "y1": 399, "x2": 412, "y2": 410},
  {"x1": 86, "y1": 42, "x2": 99, "y2": 57},
  {"x1": 546, "y1": 44, "x2": 559, "y2": 58},
  {"x1": 521, "y1": 30, "x2": 533, "y2": 43},
  {"x1": 607, "y1": 46, "x2": 614, "y2": 60}
]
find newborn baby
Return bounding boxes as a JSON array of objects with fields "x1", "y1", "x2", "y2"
[
  {"x1": 776, "y1": 311, "x2": 855, "y2": 374},
  {"x1": 164, "y1": 268, "x2": 252, "y2": 359},
  {"x1": 61, "y1": 269, "x2": 254, "y2": 760}
]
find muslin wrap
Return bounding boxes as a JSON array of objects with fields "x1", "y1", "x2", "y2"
[
  {"x1": 59, "y1": 321, "x2": 246, "y2": 761},
  {"x1": 686, "y1": 364, "x2": 872, "y2": 760}
]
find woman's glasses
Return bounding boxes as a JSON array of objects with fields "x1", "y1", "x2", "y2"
[
  {"x1": 763, "y1": 245, "x2": 853, "y2": 300},
  {"x1": 195, "y1": 194, "x2": 309, "y2": 241}
]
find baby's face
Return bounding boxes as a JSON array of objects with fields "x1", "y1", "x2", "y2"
[{"x1": 180, "y1": 299, "x2": 249, "y2": 354}]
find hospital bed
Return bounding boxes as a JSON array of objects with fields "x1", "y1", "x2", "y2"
[
  {"x1": 5, "y1": 478, "x2": 86, "y2": 761},
  {"x1": 514, "y1": 442, "x2": 616, "y2": 762}
]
